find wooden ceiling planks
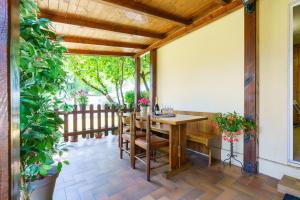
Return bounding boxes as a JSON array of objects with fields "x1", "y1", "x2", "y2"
[
  {"x1": 62, "y1": 35, "x2": 149, "y2": 49},
  {"x1": 37, "y1": 0, "x2": 241, "y2": 57},
  {"x1": 98, "y1": 0, "x2": 192, "y2": 25},
  {"x1": 39, "y1": 10, "x2": 166, "y2": 39}
]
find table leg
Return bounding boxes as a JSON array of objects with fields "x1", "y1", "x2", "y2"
[{"x1": 168, "y1": 124, "x2": 187, "y2": 172}]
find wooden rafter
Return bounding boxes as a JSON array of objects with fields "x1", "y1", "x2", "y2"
[
  {"x1": 215, "y1": 0, "x2": 232, "y2": 5},
  {"x1": 134, "y1": 0, "x2": 242, "y2": 57},
  {"x1": 39, "y1": 10, "x2": 165, "y2": 39},
  {"x1": 61, "y1": 35, "x2": 148, "y2": 49},
  {"x1": 67, "y1": 49, "x2": 135, "y2": 57},
  {"x1": 99, "y1": 0, "x2": 192, "y2": 25}
]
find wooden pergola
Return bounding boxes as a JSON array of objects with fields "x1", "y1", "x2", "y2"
[
  {"x1": 0, "y1": 0, "x2": 257, "y2": 199},
  {"x1": 37, "y1": 0, "x2": 243, "y2": 113}
]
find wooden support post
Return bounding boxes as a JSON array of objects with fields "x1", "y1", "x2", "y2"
[
  {"x1": 0, "y1": 0, "x2": 20, "y2": 199},
  {"x1": 71, "y1": 105, "x2": 78, "y2": 142},
  {"x1": 150, "y1": 49, "x2": 157, "y2": 112},
  {"x1": 135, "y1": 57, "x2": 141, "y2": 111},
  {"x1": 81, "y1": 105, "x2": 86, "y2": 138},
  {"x1": 90, "y1": 104, "x2": 94, "y2": 138},
  {"x1": 244, "y1": 3, "x2": 257, "y2": 174}
]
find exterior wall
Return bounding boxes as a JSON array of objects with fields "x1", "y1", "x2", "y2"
[
  {"x1": 258, "y1": 0, "x2": 300, "y2": 179},
  {"x1": 157, "y1": 0, "x2": 300, "y2": 179},
  {"x1": 157, "y1": 8, "x2": 245, "y2": 163}
]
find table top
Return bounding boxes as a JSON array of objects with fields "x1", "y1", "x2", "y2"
[
  {"x1": 123, "y1": 113, "x2": 208, "y2": 125},
  {"x1": 152, "y1": 114, "x2": 208, "y2": 125}
]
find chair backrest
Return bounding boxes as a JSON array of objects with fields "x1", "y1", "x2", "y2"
[
  {"x1": 131, "y1": 112, "x2": 151, "y2": 143},
  {"x1": 174, "y1": 110, "x2": 220, "y2": 136}
]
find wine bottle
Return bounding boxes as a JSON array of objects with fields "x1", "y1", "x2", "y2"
[{"x1": 154, "y1": 97, "x2": 160, "y2": 115}]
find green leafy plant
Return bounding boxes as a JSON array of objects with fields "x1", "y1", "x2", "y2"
[
  {"x1": 76, "y1": 89, "x2": 89, "y2": 105},
  {"x1": 20, "y1": 0, "x2": 69, "y2": 197},
  {"x1": 213, "y1": 112, "x2": 255, "y2": 142},
  {"x1": 124, "y1": 90, "x2": 150, "y2": 108}
]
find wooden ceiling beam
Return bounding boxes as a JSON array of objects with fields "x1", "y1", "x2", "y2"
[
  {"x1": 99, "y1": 0, "x2": 192, "y2": 25},
  {"x1": 215, "y1": 0, "x2": 232, "y2": 5},
  {"x1": 61, "y1": 35, "x2": 149, "y2": 49},
  {"x1": 67, "y1": 49, "x2": 135, "y2": 57},
  {"x1": 135, "y1": 0, "x2": 242, "y2": 57},
  {"x1": 39, "y1": 10, "x2": 165, "y2": 39}
]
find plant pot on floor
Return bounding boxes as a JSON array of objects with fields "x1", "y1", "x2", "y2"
[
  {"x1": 29, "y1": 166, "x2": 59, "y2": 200},
  {"x1": 95, "y1": 132, "x2": 103, "y2": 139}
]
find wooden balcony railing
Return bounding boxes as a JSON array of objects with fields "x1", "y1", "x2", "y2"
[{"x1": 56, "y1": 104, "x2": 130, "y2": 142}]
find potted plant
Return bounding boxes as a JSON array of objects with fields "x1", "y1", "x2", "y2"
[
  {"x1": 20, "y1": 0, "x2": 69, "y2": 199},
  {"x1": 213, "y1": 112, "x2": 255, "y2": 168},
  {"x1": 76, "y1": 89, "x2": 89, "y2": 110},
  {"x1": 138, "y1": 97, "x2": 150, "y2": 117}
]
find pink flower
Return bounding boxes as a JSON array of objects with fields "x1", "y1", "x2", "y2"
[
  {"x1": 236, "y1": 130, "x2": 243, "y2": 135},
  {"x1": 138, "y1": 98, "x2": 150, "y2": 107}
]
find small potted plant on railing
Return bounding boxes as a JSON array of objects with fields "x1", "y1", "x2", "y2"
[
  {"x1": 138, "y1": 97, "x2": 150, "y2": 117},
  {"x1": 76, "y1": 89, "x2": 89, "y2": 110},
  {"x1": 213, "y1": 112, "x2": 255, "y2": 168}
]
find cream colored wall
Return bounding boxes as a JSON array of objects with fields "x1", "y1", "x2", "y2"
[
  {"x1": 157, "y1": 8, "x2": 245, "y2": 163},
  {"x1": 157, "y1": 0, "x2": 300, "y2": 180},
  {"x1": 258, "y1": 0, "x2": 300, "y2": 179}
]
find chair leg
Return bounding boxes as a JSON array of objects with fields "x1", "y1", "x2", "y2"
[
  {"x1": 146, "y1": 148, "x2": 151, "y2": 181},
  {"x1": 208, "y1": 148, "x2": 212, "y2": 167},
  {"x1": 126, "y1": 141, "x2": 129, "y2": 150},
  {"x1": 120, "y1": 138, "x2": 123, "y2": 159},
  {"x1": 130, "y1": 141, "x2": 135, "y2": 169}
]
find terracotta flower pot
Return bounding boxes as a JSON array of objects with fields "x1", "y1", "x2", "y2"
[
  {"x1": 95, "y1": 132, "x2": 103, "y2": 139},
  {"x1": 29, "y1": 166, "x2": 59, "y2": 200}
]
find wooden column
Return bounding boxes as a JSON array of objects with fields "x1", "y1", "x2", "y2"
[
  {"x1": 244, "y1": 3, "x2": 257, "y2": 174},
  {"x1": 150, "y1": 50, "x2": 157, "y2": 112},
  {"x1": 135, "y1": 57, "x2": 141, "y2": 111},
  {"x1": 0, "y1": 0, "x2": 20, "y2": 199}
]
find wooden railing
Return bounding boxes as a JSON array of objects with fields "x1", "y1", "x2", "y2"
[{"x1": 56, "y1": 104, "x2": 130, "y2": 142}]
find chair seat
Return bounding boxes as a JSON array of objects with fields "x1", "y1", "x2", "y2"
[
  {"x1": 135, "y1": 135, "x2": 169, "y2": 150},
  {"x1": 122, "y1": 131, "x2": 145, "y2": 141}
]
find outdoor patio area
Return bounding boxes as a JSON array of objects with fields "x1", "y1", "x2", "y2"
[{"x1": 53, "y1": 135, "x2": 282, "y2": 200}]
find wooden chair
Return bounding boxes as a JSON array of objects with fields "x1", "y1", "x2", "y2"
[
  {"x1": 130, "y1": 113, "x2": 169, "y2": 181},
  {"x1": 118, "y1": 111, "x2": 145, "y2": 159}
]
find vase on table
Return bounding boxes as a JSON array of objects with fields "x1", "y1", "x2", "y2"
[{"x1": 140, "y1": 106, "x2": 148, "y2": 117}]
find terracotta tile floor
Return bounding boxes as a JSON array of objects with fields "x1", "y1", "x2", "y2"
[{"x1": 53, "y1": 135, "x2": 283, "y2": 200}]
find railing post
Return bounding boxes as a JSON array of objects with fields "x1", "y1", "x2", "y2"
[
  {"x1": 105, "y1": 104, "x2": 109, "y2": 136},
  {"x1": 63, "y1": 113, "x2": 69, "y2": 142},
  {"x1": 111, "y1": 105, "x2": 115, "y2": 134},
  {"x1": 96, "y1": 104, "x2": 102, "y2": 138},
  {"x1": 71, "y1": 105, "x2": 78, "y2": 142},
  {"x1": 81, "y1": 104, "x2": 86, "y2": 138},
  {"x1": 90, "y1": 104, "x2": 94, "y2": 138}
]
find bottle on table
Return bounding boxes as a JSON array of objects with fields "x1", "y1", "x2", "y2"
[{"x1": 154, "y1": 97, "x2": 160, "y2": 115}]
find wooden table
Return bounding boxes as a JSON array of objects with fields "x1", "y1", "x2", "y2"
[
  {"x1": 124, "y1": 113, "x2": 208, "y2": 176},
  {"x1": 152, "y1": 114, "x2": 208, "y2": 175}
]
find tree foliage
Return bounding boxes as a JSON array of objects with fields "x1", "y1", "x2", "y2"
[
  {"x1": 20, "y1": 0, "x2": 68, "y2": 196},
  {"x1": 66, "y1": 55, "x2": 136, "y2": 105}
]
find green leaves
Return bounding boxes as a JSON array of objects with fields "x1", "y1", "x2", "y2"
[{"x1": 20, "y1": 0, "x2": 69, "y2": 190}]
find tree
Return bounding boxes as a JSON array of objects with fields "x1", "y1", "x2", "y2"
[
  {"x1": 66, "y1": 55, "x2": 135, "y2": 105},
  {"x1": 141, "y1": 53, "x2": 150, "y2": 92}
]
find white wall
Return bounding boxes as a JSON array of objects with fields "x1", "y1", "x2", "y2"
[
  {"x1": 258, "y1": 0, "x2": 300, "y2": 179},
  {"x1": 157, "y1": 0, "x2": 300, "y2": 180},
  {"x1": 157, "y1": 8, "x2": 245, "y2": 163}
]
